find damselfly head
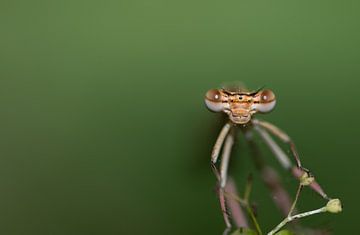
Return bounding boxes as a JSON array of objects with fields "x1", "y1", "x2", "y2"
[{"x1": 204, "y1": 86, "x2": 276, "y2": 124}]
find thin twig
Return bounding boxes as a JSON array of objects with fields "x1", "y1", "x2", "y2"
[
  {"x1": 267, "y1": 206, "x2": 327, "y2": 235},
  {"x1": 287, "y1": 184, "x2": 303, "y2": 217}
]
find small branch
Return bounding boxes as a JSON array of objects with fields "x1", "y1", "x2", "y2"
[
  {"x1": 287, "y1": 184, "x2": 303, "y2": 217},
  {"x1": 268, "y1": 207, "x2": 327, "y2": 235}
]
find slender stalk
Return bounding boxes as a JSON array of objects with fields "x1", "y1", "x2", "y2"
[
  {"x1": 267, "y1": 207, "x2": 327, "y2": 235},
  {"x1": 287, "y1": 184, "x2": 303, "y2": 217},
  {"x1": 246, "y1": 203, "x2": 262, "y2": 235}
]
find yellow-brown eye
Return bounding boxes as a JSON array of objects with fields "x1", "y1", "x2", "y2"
[
  {"x1": 253, "y1": 89, "x2": 276, "y2": 113},
  {"x1": 205, "y1": 89, "x2": 224, "y2": 112}
]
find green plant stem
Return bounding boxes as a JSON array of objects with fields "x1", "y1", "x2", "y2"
[{"x1": 246, "y1": 204, "x2": 262, "y2": 235}]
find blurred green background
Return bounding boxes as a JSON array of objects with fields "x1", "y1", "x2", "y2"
[{"x1": 0, "y1": 0, "x2": 358, "y2": 234}]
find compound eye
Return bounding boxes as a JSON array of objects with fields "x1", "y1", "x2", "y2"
[
  {"x1": 253, "y1": 89, "x2": 276, "y2": 113},
  {"x1": 205, "y1": 89, "x2": 224, "y2": 112},
  {"x1": 205, "y1": 89, "x2": 222, "y2": 102},
  {"x1": 260, "y1": 89, "x2": 275, "y2": 103}
]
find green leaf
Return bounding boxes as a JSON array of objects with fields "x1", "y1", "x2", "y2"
[
  {"x1": 231, "y1": 228, "x2": 257, "y2": 235},
  {"x1": 275, "y1": 229, "x2": 295, "y2": 235}
]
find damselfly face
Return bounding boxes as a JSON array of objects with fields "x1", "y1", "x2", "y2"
[{"x1": 205, "y1": 86, "x2": 276, "y2": 124}]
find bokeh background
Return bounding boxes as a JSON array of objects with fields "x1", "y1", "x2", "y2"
[{"x1": 0, "y1": 0, "x2": 359, "y2": 234}]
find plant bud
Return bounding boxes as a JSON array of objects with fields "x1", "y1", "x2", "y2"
[
  {"x1": 299, "y1": 172, "x2": 314, "y2": 186},
  {"x1": 326, "y1": 199, "x2": 342, "y2": 213}
]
